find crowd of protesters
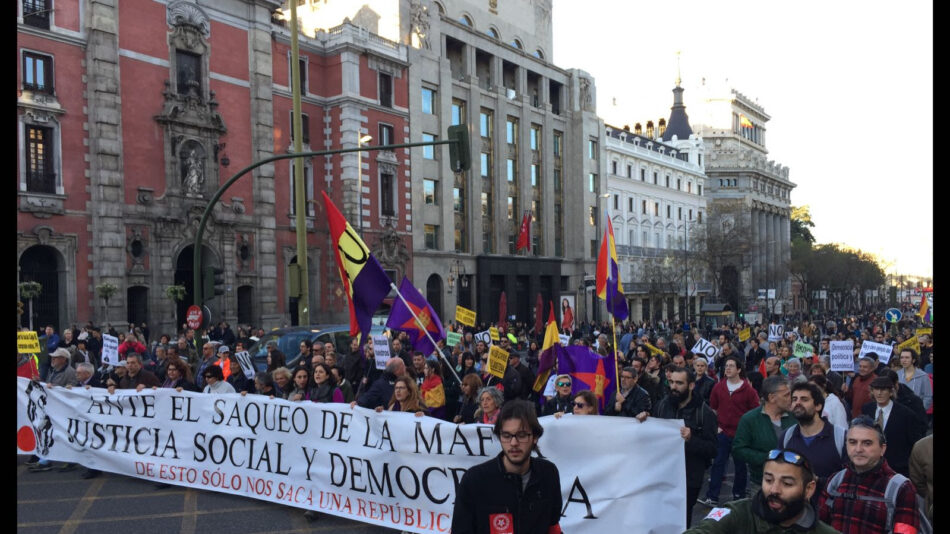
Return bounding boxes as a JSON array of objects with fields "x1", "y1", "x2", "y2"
[{"x1": 18, "y1": 308, "x2": 933, "y2": 533}]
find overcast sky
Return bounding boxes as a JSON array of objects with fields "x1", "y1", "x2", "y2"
[{"x1": 552, "y1": 0, "x2": 933, "y2": 278}]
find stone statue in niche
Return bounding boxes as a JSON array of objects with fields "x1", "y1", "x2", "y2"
[
  {"x1": 182, "y1": 148, "x2": 204, "y2": 194},
  {"x1": 410, "y1": 2, "x2": 430, "y2": 50},
  {"x1": 579, "y1": 77, "x2": 593, "y2": 111}
]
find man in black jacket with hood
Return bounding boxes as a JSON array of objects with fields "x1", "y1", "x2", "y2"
[
  {"x1": 452, "y1": 400, "x2": 563, "y2": 534},
  {"x1": 650, "y1": 366, "x2": 718, "y2": 528}
]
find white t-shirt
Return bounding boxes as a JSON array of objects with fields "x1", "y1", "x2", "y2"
[{"x1": 821, "y1": 393, "x2": 848, "y2": 430}]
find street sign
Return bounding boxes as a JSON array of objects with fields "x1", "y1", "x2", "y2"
[
  {"x1": 767, "y1": 289, "x2": 776, "y2": 299},
  {"x1": 186, "y1": 305, "x2": 203, "y2": 330},
  {"x1": 885, "y1": 308, "x2": 902, "y2": 323}
]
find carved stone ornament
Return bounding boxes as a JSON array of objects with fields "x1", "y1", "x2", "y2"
[
  {"x1": 410, "y1": 2, "x2": 430, "y2": 50},
  {"x1": 167, "y1": 1, "x2": 211, "y2": 38},
  {"x1": 372, "y1": 224, "x2": 410, "y2": 278},
  {"x1": 137, "y1": 187, "x2": 154, "y2": 205},
  {"x1": 33, "y1": 225, "x2": 54, "y2": 245}
]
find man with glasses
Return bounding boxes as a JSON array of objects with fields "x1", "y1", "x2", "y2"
[
  {"x1": 606, "y1": 366, "x2": 651, "y2": 421},
  {"x1": 452, "y1": 400, "x2": 563, "y2": 534},
  {"x1": 650, "y1": 366, "x2": 717, "y2": 527},
  {"x1": 817, "y1": 417, "x2": 921, "y2": 534},
  {"x1": 686, "y1": 449, "x2": 838, "y2": 533}
]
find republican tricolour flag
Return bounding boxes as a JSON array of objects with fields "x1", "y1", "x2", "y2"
[
  {"x1": 533, "y1": 301, "x2": 560, "y2": 393},
  {"x1": 595, "y1": 215, "x2": 629, "y2": 320},
  {"x1": 918, "y1": 294, "x2": 931, "y2": 323},
  {"x1": 386, "y1": 277, "x2": 446, "y2": 357},
  {"x1": 556, "y1": 345, "x2": 617, "y2": 413},
  {"x1": 322, "y1": 191, "x2": 393, "y2": 348}
]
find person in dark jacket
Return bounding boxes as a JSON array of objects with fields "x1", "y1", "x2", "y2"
[
  {"x1": 651, "y1": 366, "x2": 718, "y2": 527},
  {"x1": 860, "y1": 375, "x2": 925, "y2": 476},
  {"x1": 782, "y1": 381, "x2": 846, "y2": 505},
  {"x1": 451, "y1": 400, "x2": 562, "y2": 534},
  {"x1": 605, "y1": 366, "x2": 651, "y2": 420},
  {"x1": 692, "y1": 357, "x2": 716, "y2": 402},
  {"x1": 541, "y1": 374, "x2": 574, "y2": 416},
  {"x1": 355, "y1": 358, "x2": 405, "y2": 409}
]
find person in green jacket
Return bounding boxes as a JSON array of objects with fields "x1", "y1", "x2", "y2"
[
  {"x1": 684, "y1": 448, "x2": 838, "y2": 533},
  {"x1": 732, "y1": 375, "x2": 796, "y2": 489}
]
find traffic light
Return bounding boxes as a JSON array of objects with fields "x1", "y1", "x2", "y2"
[
  {"x1": 202, "y1": 266, "x2": 225, "y2": 303},
  {"x1": 447, "y1": 124, "x2": 471, "y2": 172}
]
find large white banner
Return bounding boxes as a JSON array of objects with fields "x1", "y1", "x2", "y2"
[{"x1": 16, "y1": 378, "x2": 686, "y2": 533}]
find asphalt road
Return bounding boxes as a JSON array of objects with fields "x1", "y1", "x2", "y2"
[{"x1": 17, "y1": 455, "x2": 741, "y2": 533}]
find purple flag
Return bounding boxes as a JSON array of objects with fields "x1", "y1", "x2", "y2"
[
  {"x1": 556, "y1": 345, "x2": 617, "y2": 413},
  {"x1": 386, "y1": 277, "x2": 446, "y2": 357}
]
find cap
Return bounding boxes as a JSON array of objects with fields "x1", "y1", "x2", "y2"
[
  {"x1": 50, "y1": 348, "x2": 71, "y2": 359},
  {"x1": 870, "y1": 375, "x2": 894, "y2": 389},
  {"x1": 218, "y1": 345, "x2": 230, "y2": 354},
  {"x1": 114, "y1": 360, "x2": 127, "y2": 368}
]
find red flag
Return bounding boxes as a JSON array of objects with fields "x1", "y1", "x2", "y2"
[{"x1": 516, "y1": 211, "x2": 531, "y2": 251}]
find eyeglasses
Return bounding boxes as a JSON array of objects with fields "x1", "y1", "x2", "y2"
[
  {"x1": 556, "y1": 381, "x2": 571, "y2": 387},
  {"x1": 767, "y1": 449, "x2": 812, "y2": 471},
  {"x1": 621, "y1": 375, "x2": 635, "y2": 380},
  {"x1": 499, "y1": 431, "x2": 533, "y2": 442},
  {"x1": 203, "y1": 374, "x2": 213, "y2": 379},
  {"x1": 572, "y1": 401, "x2": 588, "y2": 408}
]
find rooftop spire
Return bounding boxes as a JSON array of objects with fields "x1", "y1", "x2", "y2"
[
  {"x1": 676, "y1": 50, "x2": 682, "y2": 87},
  {"x1": 661, "y1": 54, "x2": 693, "y2": 142}
]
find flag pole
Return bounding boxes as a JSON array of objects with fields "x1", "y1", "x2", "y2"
[
  {"x1": 389, "y1": 282, "x2": 463, "y2": 385},
  {"x1": 610, "y1": 311, "x2": 620, "y2": 396}
]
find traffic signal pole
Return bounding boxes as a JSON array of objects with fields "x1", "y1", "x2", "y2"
[{"x1": 191, "y1": 136, "x2": 467, "y2": 314}]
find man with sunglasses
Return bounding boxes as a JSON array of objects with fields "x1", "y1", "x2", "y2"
[
  {"x1": 817, "y1": 417, "x2": 921, "y2": 534},
  {"x1": 452, "y1": 400, "x2": 563, "y2": 534},
  {"x1": 685, "y1": 448, "x2": 838, "y2": 533}
]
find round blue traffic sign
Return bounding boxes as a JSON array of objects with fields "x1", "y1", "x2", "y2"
[{"x1": 885, "y1": 308, "x2": 902, "y2": 323}]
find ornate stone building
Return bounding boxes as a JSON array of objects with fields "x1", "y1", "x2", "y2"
[
  {"x1": 17, "y1": 0, "x2": 412, "y2": 334},
  {"x1": 692, "y1": 86, "x2": 795, "y2": 315}
]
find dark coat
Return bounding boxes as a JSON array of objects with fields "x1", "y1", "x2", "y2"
[
  {"x1": 451, "y1": 453, "x2": 562, "y2": 534},
  {"x1": 860, "y1": 400, "x2": 926, "y2": 476},
  {"x1": 357, "y1": 371, "x2": 397, "y2": 409},
  {"x1": 652, "y1": 392, "x2": 718, "y2": 489},
  {"x1": 605, "y1": 384, "x2": 651, "y2": 417}
]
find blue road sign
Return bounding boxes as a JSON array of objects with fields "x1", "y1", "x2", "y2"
[{"x1": 885, "y1": 308, "x2": 902, "y2": 323}]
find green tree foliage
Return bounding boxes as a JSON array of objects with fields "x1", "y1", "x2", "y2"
[
  {"x1": 790, "y1": 205, "x2": 815, "y2": 244},
  {"x1": 792, "y1": 242, "x2": 885, "y2": 312}
]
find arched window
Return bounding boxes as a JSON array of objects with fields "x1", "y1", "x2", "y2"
[
  {"x1": 486, "y1": 27, "x2": 499, "y2": 38},
  {"x1": 533, "y1": 49, "x2": 544, "y2": 59},
  {"x1": 511, "y1": 39, "x2": 523, "y2": 50},
  {"x1": 459, "y1": 14, "x2": 473, "y2": 26}
]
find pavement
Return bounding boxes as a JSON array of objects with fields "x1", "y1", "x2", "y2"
[{"x1": 17, "y1": 455, "x2": 743, "y2": 533}]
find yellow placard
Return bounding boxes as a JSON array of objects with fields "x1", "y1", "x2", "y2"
[
  {"x1": 487, "y1": 345, "x2": 509, "y2": 379},
  {"x1": 916, "y1": 327, "x2": 932, "y2": 337},
  {"x1": 455, "y1": 305, "x2": 476, "y2": 327},
  {"x1": 897, "y1": 336, "x2": 921, "y2": 355},
  {"x1": 17, "y1": 331, "x2": 40, "y2": 354},
  {"x1": 738, "y1": 327, "x2": 751, "y2": 342},
  {"x1": 489, "y1": 327, "x2": 500, "y2": 342},
  {"x1": 644, "y1": 342, "x2": 664, "y2": 357}
]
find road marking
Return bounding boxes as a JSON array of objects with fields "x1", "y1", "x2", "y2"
[
  {"x1": 56, "y1": 477, "x2": 105, "y2": 534},
  {"x1": 18, "y1": 505, "x2": 272, "y2": 528},
  {"x1": 18, "y1": 490, "x2": 187, "y2": 504},
  {"x1": 181, "y1": 488, "x2": 198, "y2": 534}
]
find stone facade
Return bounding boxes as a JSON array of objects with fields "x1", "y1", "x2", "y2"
[
  {"x1": 693, "y1": 88, "x2": 795, "y2": 314},
  {"x1": 17, "y1": 0, "x2": 411, "y2": 334}
]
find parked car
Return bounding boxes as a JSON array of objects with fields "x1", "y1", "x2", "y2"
[{"x1": 247, "y1": 324, "x2": 388, "y2": 372}]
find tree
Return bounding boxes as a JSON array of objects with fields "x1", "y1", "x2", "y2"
[
  {"x1": 690, "y1": 199, "x2": 754, "y2": 309},
  {"x1": 96, "y1": 282, "x2": 119, "y2": 324},
  {"x1": 18, "y1": 281, "x2": 43, "y2": 331},
  {"x1": 790, "y1": 205, "x2": 815, "y2": 244}
]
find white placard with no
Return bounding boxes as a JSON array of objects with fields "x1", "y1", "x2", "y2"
[
  {"x1": 234, "y1": 351, "x2": 256, "y2": 379},
  {"x1": 372, "y1": 335, "x2": 392, "y2": 370},
  {"x1": 830, "y1": 340, "x2": 855, "y2": 373},
  {"x1": 859, "y1": 341, "x2": 894, "y2": 365},
  {"x1": 768, "y1": 324, "x2": 785, "y2": 342},
  {"x1": 101, "y1": 334, "x2": 119, "y2": 365},
  {"x1": 692, "y1": 337, "x2": 720, "y2": 362},
  {"x1": 473, "y1": 330, "x2": 493, "y2": 346}
]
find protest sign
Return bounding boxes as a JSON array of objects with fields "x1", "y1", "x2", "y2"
[
  {"x1": 371, "y1": 335, "x2": 391, "y2": 370},
  {"x1": 489, "y1": 327, "x2": 500, "y2": 342},
  {"x1": 454, "y1": 306, "x2": 476, "y2": 327},
  {"x1": 445, "y1": 332, "x2": 462, "y2": 347},
  {"x1": 101, "y1": 334, "x2": 119, "y2": 365},
  {"x1": 829, "y1": 340, "x2": 854, "y2": 372},
  {"x1": 234, "y1": 351, "x2": 256, "y2": 379},
  {"x1": 559, "y1": 334, "x2": 571, "y2": 346},
  {"x1": 737, "y1": 327, "x2": 751, "y2": 342},
  {"x1": 487, "y1": 345, "x2": 509, "y2": 379},
  {"x1": 691, "y1": 338, "x2": 719, "y2": 361},
  {"x1": 859, "y1": 341, "x2": 894, "y2": 365},
  {"x1": 768, "y1": 324, "x2": 784, "y2": 342},
  {"x1": 16, "y1": 378, "x2": 687, "y2": 534},
  {"x1": 17, "y1": 331, "x2": 40, "y2": 354},
  {"x1": 917, "y1": 327, "x2": 932, "y2": 336},
  {"x1": 473, "y1": 330, "x2": 492, "y2": 346},
  {"x1": 644, "y1": 343, "x2": 664, "y2": 357},
  {"x1": 793, "y1": 341, "x2": 814, "y2": 360}
]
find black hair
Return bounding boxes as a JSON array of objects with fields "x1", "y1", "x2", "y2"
[
  {"x1": 205, "y1": 364, "x2": 224, "y2": 381},
  {"x1": 790, "y1": 381, "x2": 825, "y2": 410},
  {"x1": 493, "y1": 400, "x2": 544, "y2": 455}
]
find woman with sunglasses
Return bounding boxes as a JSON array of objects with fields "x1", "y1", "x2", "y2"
[
  {"x1": 568, "y1": 390, "x2": 599, "y2": 415},
  {"x1": 541, "y1": 374, "x2": 574, "y2": 416}
]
